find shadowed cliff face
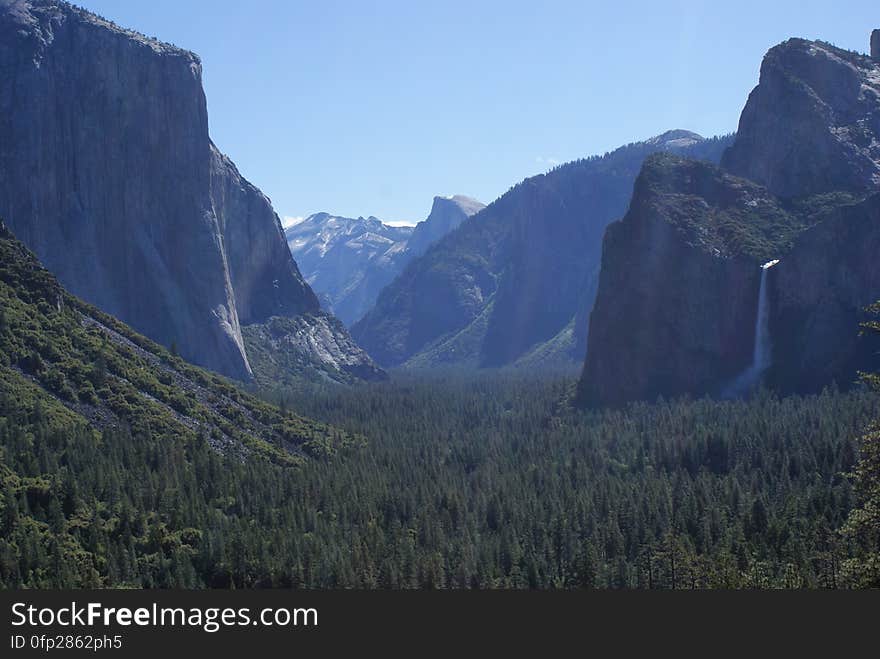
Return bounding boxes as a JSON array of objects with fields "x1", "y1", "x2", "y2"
[
  {"x1": 578, "y1": 156, "x2": 803, "y2": 407},
  {"x1": 209, "y1": 146, "x2": 318, "y2": 324},
  {"x1": 768, "y1": 194, "x2": 880, "y2": 393},
  {"x1": 0, "y1": 0, "x2": 379, "y2": 382},
  {"x1": 579, "y1": 36, "x2": 880, "y2": 407},
  {"x1": 353, "y1": 131, "x2": 733, "y2": 369}
]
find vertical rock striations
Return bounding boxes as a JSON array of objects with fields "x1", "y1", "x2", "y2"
[
  {"x1": 0, "y1": 0, "x2": 253, "y2": 377},
  {"x1": 209, "y1": 146, "x2": 319, "y2": 325},
  {"x1": 768, "y1": 195, "x2": 880, "y2": 393},
  {"x1": 0, "y1": 0, "x2": 380, "y2": 381}
]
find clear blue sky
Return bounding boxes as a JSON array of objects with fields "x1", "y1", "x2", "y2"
[{"x1": 77, "y1": 0, "x2": 878, "y2": 224}]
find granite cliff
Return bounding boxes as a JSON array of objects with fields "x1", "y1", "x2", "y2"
[
  {"x1": 723, "y1": 38, "x2": 880, "y2": 197},
  {"x1": 579, "y1": 155, "x2": 809, "y2": 406},
  {"x1": 768, "y1": 194, "x2": 880, "y2": 394},
  {"x1": 579, "y1": 34, "x2": 880, "y2": 406},
  {"x1": 0, "y1": 0, "x2": 381, "y2": 382},
  {"x1": 405, "y1": 195, "x2": 486, "y2": 258}
]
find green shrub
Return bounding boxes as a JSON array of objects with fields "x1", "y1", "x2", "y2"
[{"x1": 77, "y1": 381, "x2": 98, "y2": 405}]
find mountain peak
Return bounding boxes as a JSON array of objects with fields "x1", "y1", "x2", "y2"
[
  {"x1": 407, "y1": 195, "x2": 485, "y2": 259},
  {"x1": 286, "y1": 197, "x2": 483, "y2": 327},
  {"x1": 2, "y1": 0, "x2": 199, "y2": 62},
  {"x1": 646, "y1": 129, "x2": 704, "y2": 149},
  {"x1": 722, "y1": 35, "x2": 880, "y2": 197},
  {"x1": 431, "y1": 194, "x2": 487, "y2": 218},
  {"x1": 285, "y1": 212, "x2": 414, "y2": 325}
]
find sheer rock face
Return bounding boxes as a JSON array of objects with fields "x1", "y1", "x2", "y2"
[
  {"x1": 578, "y1": 156, "x2": 794, "y2": 407},
  {"x1": 0, "y1": 0, "x2": 378, "y2": 381},
  {"x1": 353, "y1": 131, "x2": 732, "y2": 369},
  {"x1": 405, "y1": 195, "x2": 485, "y2": 258},
  {"x1": 768, "y1": 194, "x2": 880, "y2": 394},
  {"x1": 722, "y1": 39, "x2": 880, "y2": 198},
  {"x1": 209, "y1": 146, "x2": 318, "y2": 325},
  {"x1": 579, "y1": 36, "x2": 880, "y2": 407}
]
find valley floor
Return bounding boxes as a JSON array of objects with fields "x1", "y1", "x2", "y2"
[
  {"x1": 2, "y1": 370, "x2": 877, "y2": 588},
  {"x1": 276, "y1": 373, "x2": 877, "y2": 588}
]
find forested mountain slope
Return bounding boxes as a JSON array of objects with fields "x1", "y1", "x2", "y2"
[
  {"x1": 353, "y1": 131, "x2": 732, "y2": 369},
  {"x1": 0, "y1": 221, "x2": 349, "y2": 465},
  {"x1": 3, "y1": 340, "x2": 877, "y2": 587},
  {"x1": 580, "y1": 37, "x2": 880, "y2": 406}
]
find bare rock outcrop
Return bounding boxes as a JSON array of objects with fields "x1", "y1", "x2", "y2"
[
  {"x1": 722, "y1": 38, "x2": 880, "y2": 198},
  {"x1": 578, "y1": 35, "x2": 880, "y2": 407}
]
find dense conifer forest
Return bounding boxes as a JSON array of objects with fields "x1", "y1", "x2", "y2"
[
  {"x1": 1, "y1": 222, "x2": 879, "y2": 590},
  {"x1": 2, "y1": 366, "x2": 878, "y2": 588}
]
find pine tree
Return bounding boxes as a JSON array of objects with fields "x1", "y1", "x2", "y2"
[{"x1": 841, "y1": 302, "x2": 880, "y2": 587}]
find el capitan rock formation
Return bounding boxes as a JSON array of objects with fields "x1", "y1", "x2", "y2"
[{"x1": 0, "y1": 0, "x2": 381, "y2": 382}]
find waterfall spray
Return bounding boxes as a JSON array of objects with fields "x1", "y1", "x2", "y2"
[{"x1": 722, "y1": 259, "x2": 779, "y2": 397}]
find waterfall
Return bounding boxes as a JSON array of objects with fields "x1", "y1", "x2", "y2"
[
  {"x1": 751, "y1": 259, "x2": 778, "y2": 373},
  {"x1": 722, "y1": 259, "x2": 779, "y2": 397}
]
